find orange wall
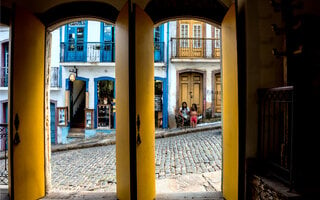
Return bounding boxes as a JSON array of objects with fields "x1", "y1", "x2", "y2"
[{"x1": 11, "y1": 6, "x2": 45, "y2": 200}]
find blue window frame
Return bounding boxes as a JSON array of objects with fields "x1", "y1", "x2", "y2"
[
  {"x1": 50, "y1": 102, "x2": 56, "y2": 144},
  {"x1": 154, "y1": 25, "x2": 164, "y2": 62},
  {"x1": 63, "y1": 21, "x2": 88, "y2": 62},
  {"x1": 155, "y1": 77, "x2": 168, "y2": 128},
  {"x1": 100, "y1": 23, "x2": 115, "y2": 62}
]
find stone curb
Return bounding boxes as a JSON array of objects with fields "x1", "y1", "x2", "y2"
[
  {"x1": 51, "y1": 122, "x2": 221, "y2": 153},
  {"x1": 0, "y1": 122, "x2": 221, "y2": 157},
  {"x1": 156, "y1": 122, "x2": 221, "y2": 139},
  {"x1": 51, "y1": 139, "x2": 117, "y2": 153}
]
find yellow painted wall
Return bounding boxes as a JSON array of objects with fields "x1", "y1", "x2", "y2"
[
  {"x1": 135, "y1": 5, "x2": 156, "y2": 200},
  {"x1": 222, "y1": 4, "x2": 239, "y2": 200},
  {"x1": 115, "y1": 3, "x2": 131, "y2": 200},
  {"x1": 10, "y1": 7, "x2": 45, "y2": 200}
]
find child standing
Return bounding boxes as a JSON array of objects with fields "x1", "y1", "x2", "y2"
[{"x1": 190, "y1": 104, "x2": 198, "y2": 128}]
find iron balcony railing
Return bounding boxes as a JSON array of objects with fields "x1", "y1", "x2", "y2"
[
  {"x1": 60, "y1": 42, "x2": 115, "y2": 63},
  {"x1": 0, "y1": 67, "x2": 8, "y2": 87},
  {"x1": 154, "y1": 41, "x2": 165, "y2": 62},
  {"x1": 171, "y1": 38, "x2": 221, "y2": 59},
  {"x1": 61, "y1": 41, "x2": 165, "y2": 63},
  {"x1": 0, "y1": 123, "x2": 8, "y2": 185},
  {"x1": 50, "y1": 67, "x2": 61, "y2": 88},
  {"x1": 258, "y1": 86, "x2": 295, "y2": 187}
]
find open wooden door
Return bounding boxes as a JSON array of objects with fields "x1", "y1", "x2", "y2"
[
  {"x1": 10, "y1": 7, "x2": 46, "y2": 200},
  {"x1": 222, "y1": 3, "x2": 239, "y2": 200}
]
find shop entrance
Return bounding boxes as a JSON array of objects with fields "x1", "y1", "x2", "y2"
[
  {"x1": 154, "y1": 80, "x2": 163, "y2": 128},
  {"x1": 96, "y1": 79, "x2": 115, "y2": 129}
]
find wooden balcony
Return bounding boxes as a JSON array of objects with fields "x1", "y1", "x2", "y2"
[{"x1": 171, "y1": 38, "x2": 220, "y2": 59}]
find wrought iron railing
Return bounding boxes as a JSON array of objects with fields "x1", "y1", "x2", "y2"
[
  {"x1": 61, "y1": 41, "x2": 165, "y2": 63},
  {"x1": 171, "y1": 38, "x2": 221, "y2": 59},
  {"x1": 258, "y1": 86, "x2": 294, "y2": 187},
  {"x1": 154, "y1": 41, "x2": 165, "y2": 62},
  {"x1": 0, "y1": 67, "x2": 8, "y2": 87},
  {"x1": 50, "y1": 67, "x2": 61, "y2": 88},
  {"x1": 0, "y1": 123, "x2": 8, "y2": 185},
  {"x1": 60, "y1": 42, "x2": 115, "y2": 62}
]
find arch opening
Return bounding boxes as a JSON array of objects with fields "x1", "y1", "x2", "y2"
[
  {"x1": 151, "y1": 18, "x2": 223, "y2": 198},
  {"x1": 45, "y1": 18, "x2": 118, "y2": 196},
  {"x1": 4, "y1": 1, "x2": 240, "y2": 199}
]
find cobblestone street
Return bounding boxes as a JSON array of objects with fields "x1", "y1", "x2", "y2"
[
  {"x1": 50, "y1": 129, "x2": 222, "y2": 193},
  {"x1": 0, "y1": 129, "x2": 222, "y2": 197}
]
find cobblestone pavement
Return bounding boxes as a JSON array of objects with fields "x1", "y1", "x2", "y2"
[
  {"x1": 155, "y1": 130, "x2": 221, "y2": 179},
  {"x1": 50, "y1": 144, "x2": 117, "y2": 192},
  {"x1": 0, "y1": 129, "x2": 222, "y2": 196},
  {"x1": 50, "y1": 129, "x2": 221, "y2": 193}
]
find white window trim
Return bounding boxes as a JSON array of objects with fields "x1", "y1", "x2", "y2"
[
  {"x1": 180, "y1": 24, "x2": 189, "y2": 48},
  {"x1": 214, "y1": 27, "x2": 221, "y2": 49},
  {"x1": 193, "y1": 24, "x2": 202, "y2": 48}
]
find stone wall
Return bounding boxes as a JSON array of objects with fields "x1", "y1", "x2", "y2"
[{"x1": 247, "y1": 175, "x2": 301, "y2": 200}]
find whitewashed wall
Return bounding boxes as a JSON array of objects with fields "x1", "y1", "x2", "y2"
[
  {"x1": 50, "y1": 29, "x2": 60, "y2": 67},
  {"x1": 87, "y1": 21, "x2": 101, "y2": 42},
  {"x1": 167, "y1": 21, "x2": 177, "y2": 127},
  {"x1": 0, "y1": 27, "x2": 9, "y2": 42}
]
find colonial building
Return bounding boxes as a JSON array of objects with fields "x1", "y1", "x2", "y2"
[
  {"x1": 49, "y1": 21, "x2": 118, "y2": 144},
  {"x1": 167, "y1": 20, "x2": 221, "y2": 127},
  {"x1": 0, "y1": 20, "x2": 221, "y2": 144},
  {"x1": 46, "y1": 19, "x2": 221, "y2": 144},
  {"x1": 0, "y1": 19, "x2": 221, "y2": 144}
]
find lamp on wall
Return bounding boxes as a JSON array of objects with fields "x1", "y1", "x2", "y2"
[{"x1": 69, "y1": 66, "x2": 78, "y2": 82}]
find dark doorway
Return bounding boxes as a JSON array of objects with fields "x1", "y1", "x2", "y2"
[{"x1": 69, "y1": 80, "x2": 86, "y2": 129}]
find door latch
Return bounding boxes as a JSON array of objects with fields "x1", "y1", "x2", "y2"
[
  {"x1": 14, "y1": 113, "x2": 20, "y2": 145},
  {"x1": 136, "y1": 114, "x2": 141, "y2": 145}
]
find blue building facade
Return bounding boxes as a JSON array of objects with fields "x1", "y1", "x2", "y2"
[{"x1": 49, "y1": 20, "x2": 167, "y2": 144}]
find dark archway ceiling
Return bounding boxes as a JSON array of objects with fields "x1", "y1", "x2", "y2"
[
  {"x1": 0, "y1": 0, "x2": 231, "y2": 26},
  {"x1": 38, "y1": 1, "x2": 119, "y2": 28},
  {"x1": 145, "y1": 0, "x2": 229, "y2": 25}
]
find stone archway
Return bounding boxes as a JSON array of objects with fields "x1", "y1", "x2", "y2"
[{"x1": 5, "y1": 1, "x2": 238, "y2": 199}]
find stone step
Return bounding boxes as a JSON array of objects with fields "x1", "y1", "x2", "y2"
[
  {"x1": 67, "y1": 128, "x2": 85, "y2": 139},
  {"x1": 69, "y1": 128, "x2": 84, "y2": 133},
  {"x1": 67, "y1": 132, "x2": 85, "y2": 139}
]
